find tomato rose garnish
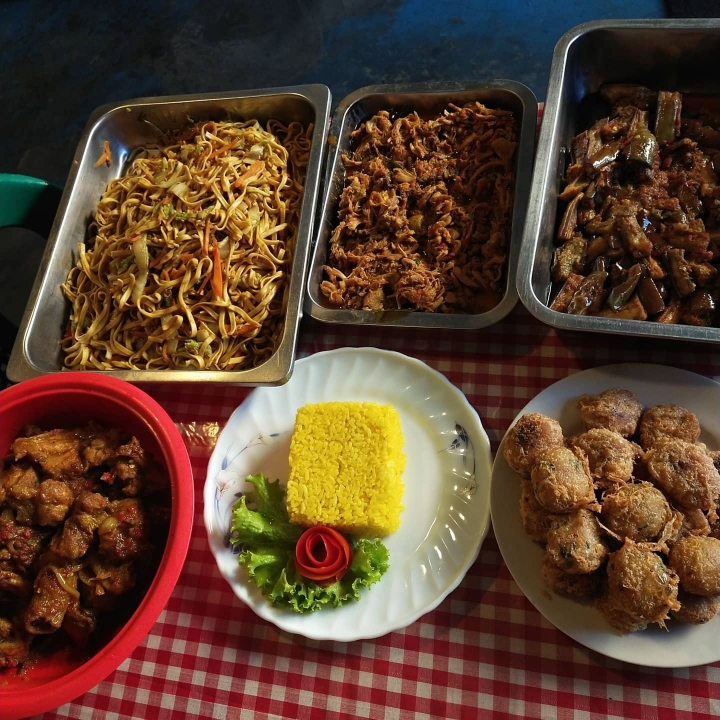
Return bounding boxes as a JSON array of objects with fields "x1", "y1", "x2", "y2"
[{"x1": 294, "y1": 526, "x2": 352, "y2": 584}]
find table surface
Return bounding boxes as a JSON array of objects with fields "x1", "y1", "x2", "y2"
[
  {"x1": 31, "y1": 305, "x2": 720, "y2": 720},
  {"x1": 3, "y1": 1, "x2": 719, "y2": 718}
]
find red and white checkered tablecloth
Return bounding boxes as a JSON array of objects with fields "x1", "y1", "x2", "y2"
[{"x1": 35, "y1": 305, "x2": 720, "y2": 720}]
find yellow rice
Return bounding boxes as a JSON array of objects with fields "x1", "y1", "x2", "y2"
[{"x1": 286, "y1": 401, "x2": 405, "y2": 536}]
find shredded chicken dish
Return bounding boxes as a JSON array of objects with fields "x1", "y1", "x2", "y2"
[
  {"x1": 321, "y1": 102, "x2": 517, "y2": 313},
  {"x1": 550, "y1": 85, "x2": 720, "y2": 326},
  {"x1": 0, "y1": 424, "x2": 169, "y2": 671}
]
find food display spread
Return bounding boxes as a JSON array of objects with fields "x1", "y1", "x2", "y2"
[
  {"x1": 0, "y1": 423, "x2": 169, "y2": 670},
  {"x1": 321, "y1": 102, "x2": 517, "y2": 313},
  {"x1": 551, "y1": 85, "x2": 720, "y2": 327},
  {"x1": 228, "y1": 401, "x2": 403, "y2": 613},
  {"x1": 61, "y1": 119, "x2": 312, "y2": 371},
  {"x1": 505, "y1": 388, "x2": 720, "y2": 633}
]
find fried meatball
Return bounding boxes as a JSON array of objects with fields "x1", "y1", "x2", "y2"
[
  {"x1": 646, "y1": 440, "x2": 720, "y2": 518},
  {"x1": 595, "y1": 596, "x2": 653, "y2": 633},
  {"x1": 546, "y1": 509, "x2": 608, "y2": 574},
  {"x1": 671, "y1": 590, "x2": 720, "y2": 624},
  {"x1": 600, "y1": 482, "x2": 672, "y2": 543},
  {"x1": 541, "y1": 554, "x2": 602, "y2": 598},
  {"x1": 577, "y1": 389, "x2": 643, "y2": 438},
  {"x1": 568, "y1": 429, "x2": 640, "y2": 487},
  {"x1": 638, "y1": 404, "x2": 701, "y2": 450},
  {"x1": 519, "y1": 480, "x2": 566, "y2": 544},
  {"x1": 503, "y1": 413, "x2": 565, "y2": 478},
  {"x1": 709, "y1": 449, "x2": 720, "y2": 474},
  {"x1": 711, "y1": 518, "x2": 720, "y2": 541},
  {"x1": 669, "y1": 536, "x2": 720, "y2": 596},
  {"x1": 678, "y1": 508, "x2": 711, "y2": 539},
  {"x1": 600, "y1": 541, "x2": 680, "y2": 632},
  {"x1": 531, "y1": 447, "x2": 596, "y2": 513}
]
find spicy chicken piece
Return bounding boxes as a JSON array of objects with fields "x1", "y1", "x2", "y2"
[
  {"x1": 62, "y1": 601, "x2": 99, "y2": 647},
  {"x1": 598, "y1": 540, "x2": 680, "y2": 633},
  {"x1": 530, "y1": 446, "x2": 597, "y2": 514},
  {"x1": 81, "y1": 554, "x2": 136, "y2": 599},
  {"x1": 12, "y1": 428, "x2": 88, "y2": 479},
  {"x1": 545, "y1": 509, "x2": 608, "y2": 574},
  {"x1": 519, "y1": 480, "x2": 566, "y2": 544},
  {"x1": 50, "y1": 491, "x2": 108, "y2": 560},
  {"x1": 671, "y1": 590, "x2": 720, "y2": 624},
  {"x1": 50, "y1": 515, "x2": 96, "y2": 561},
  {"x1": 24, "y1": 564, "x2": 79, "y2": 635},
  {"x1": 0, "y1": 563, "x2": 32, "y2": 597},
  {"x1": 111, "y1": 436, "x2": 148, "y2": 497},
  {"x1": 577, "y1": 389, "x2": 644, "y2": 438},
  {"x1": 0, "y1": 514, "x2": 47, "y2": 569},
  {"x1": 646, "y1": 439, "x2": 720, "y2": 520},
  {"x1": 503, "y1": 413, "x2": 565, "y2": 479},
  {"x1": 0, "y1": 616, "x2": 31, "y2": 669},
  {"x1": 1, "y1": 463, "x2": 40, "y2": 525},
  {"x1": 568, "y1": 428, "x2": 641, "y2": 488},
  {"x1": 638, "y1": 404, "x2": 701, "y2": 450},
  {"x1": 82, "y1": 426, "x2": 124, "y2": 467},
  {"x1": 600, "y1": 482, "x2": 673, "y2": 543},
  {"x1": 37, "y1": 479, "x2": 74, "y2": 526},
  {"x1": 669, "y1": 536, "x2": 720, "y2": 596},
  {"x1": 99, "y1": 498, "x2": 149, "y2": 563}
]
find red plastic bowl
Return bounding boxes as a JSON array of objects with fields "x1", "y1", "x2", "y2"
[{"x1": 0, "y1": 373, "x2": 193, "y2": 719}]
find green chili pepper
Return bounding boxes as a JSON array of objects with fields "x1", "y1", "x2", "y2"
[
  {"x1": 654, "y1": 91, "x2": 682, "y2": 144},
  {"x1": 605, "y1": 264, "x2": 643, "y2": 311},
  {"x1": 625, "y1": 129, "x2": 659, "y2": 167}
]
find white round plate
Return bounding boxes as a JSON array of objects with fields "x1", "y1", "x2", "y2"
[
  {"x1": 204, "y1": 347, "x2": 492, "y2": 641},
  {"x1": 491, "y1": 363, "x2": 720, "y2": 668}
]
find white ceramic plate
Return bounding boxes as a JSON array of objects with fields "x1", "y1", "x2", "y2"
[
  {"x1": 491, "y1": 363, "x2": 720, "y2": 668},
  {"x1": 204, "y1": 347, "x2": 492, "y2": 641}
]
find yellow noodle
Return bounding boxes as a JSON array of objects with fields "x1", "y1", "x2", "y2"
[{"x1": 61, "y1": 119, "x2": 312, "y2": 370}]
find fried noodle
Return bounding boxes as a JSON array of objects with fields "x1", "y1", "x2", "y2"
[{"x1": 61, "y1": 119, "x2": 311, "y2": 370}]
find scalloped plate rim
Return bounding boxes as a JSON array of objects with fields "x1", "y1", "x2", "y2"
[
  {"x1": 204, "y1": 347, "x2": 493, "y2": 641},
  {"x1": 490, "y1": 362, "x2": 720, "y2": 668}
]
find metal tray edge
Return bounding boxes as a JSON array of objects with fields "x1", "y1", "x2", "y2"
[
  {"x1": 8, "y1": 85, "x2": 332, "y2": 385},
  {"x1": 516, "y1": 21, "x2": 720, "y2": 346},
  {"x1": 304, "y1": 79, "x2": 538, "y2": 329}
]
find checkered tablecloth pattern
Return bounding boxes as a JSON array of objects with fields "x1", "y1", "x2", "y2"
[{"x1": 36, "y1": 305, "x2": 720, "y2": 720}]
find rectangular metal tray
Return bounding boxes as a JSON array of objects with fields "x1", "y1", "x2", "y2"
[
  {"x1": 304, "y1": 80, "x2": 537, "y2": 329},
  {"x1": 8, "y1": 84, "x2": 332, "y2": 384},
  {"x1": 518, "y1": 19, "x2": 720, "y2": 344}
]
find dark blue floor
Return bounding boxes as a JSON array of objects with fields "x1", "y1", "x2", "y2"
[{"x1": 1, "y1": 0, "x2": 664, "y2": 186}]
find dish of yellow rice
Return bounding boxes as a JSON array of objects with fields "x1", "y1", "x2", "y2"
[
  {"x1": 287, "y1": 402, "x2": 405, "y2": 537},
  {"x1": 204, "y1": 347, "x2": 493, "y2": 641}
]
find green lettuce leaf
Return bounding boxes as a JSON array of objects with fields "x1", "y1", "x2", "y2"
[
  {"x1": 229, "y1": 473, "x2": 390, "y2": 613},
  {"x1": 229, "y1": 473, "x2": 303, "y2": 546},
  {"x1": 244, "y1": 472, "x2": 288, "y2": 522}
]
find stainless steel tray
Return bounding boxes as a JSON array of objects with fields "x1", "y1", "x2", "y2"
[
  {"x1": 7, "y1": 85, "x2": 331, "y2": 384},
  {"x1": 518, "y1": 19, "x2": 720, "y2": 344},
  {"x1": 305, "y1": 81, "x2": 537, "y2": 329}
]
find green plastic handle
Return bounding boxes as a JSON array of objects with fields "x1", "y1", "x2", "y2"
[{"x1": 0, "y1": 173, "x2": 63, "y2": 237}]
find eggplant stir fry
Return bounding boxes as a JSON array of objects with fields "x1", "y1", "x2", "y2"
[
  {"x1": 0, "y1": 424, "x2": 169, "y2": 671},
  {"x1": 551, "y1": 85, "x2": 720, "y2": 327}
]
